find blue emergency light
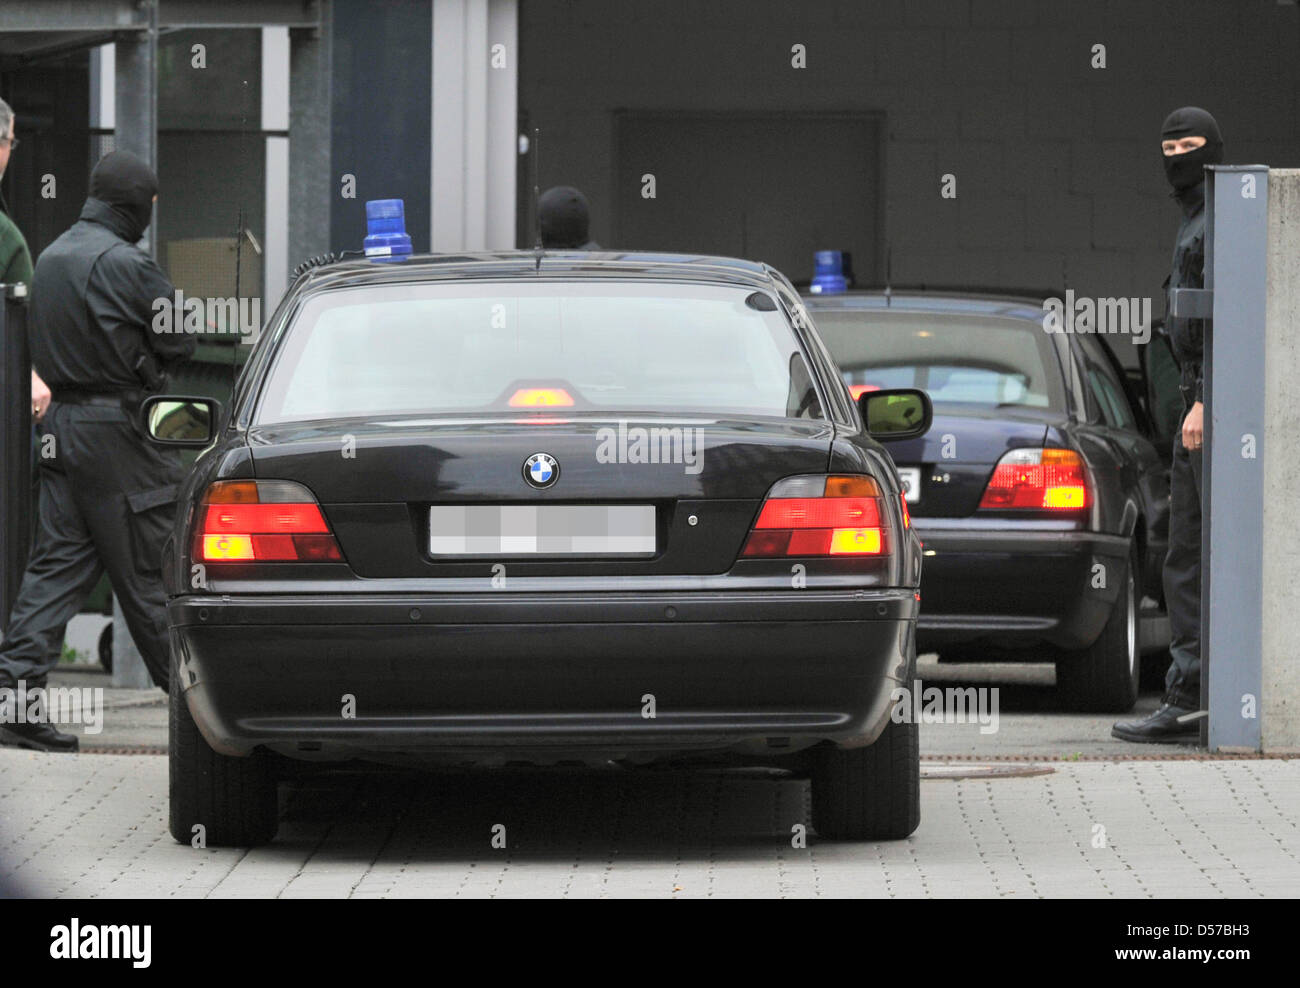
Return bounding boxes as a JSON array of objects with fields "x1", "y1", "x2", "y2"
[
  {"x1": 364, "y1": 199, "x2": 412, "y2": 262},
  {"x1": 809, "y1": 250, "x2": 848, "y2": 295}
]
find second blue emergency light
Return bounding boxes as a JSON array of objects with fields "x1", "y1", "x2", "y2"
[
  {"x1": 364, "y1": 199, "x2": 412, "y2": 262},
  {"x1": 809, "y1": 250, "x2": 848, "y2": 294}
]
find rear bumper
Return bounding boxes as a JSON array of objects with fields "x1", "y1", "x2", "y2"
[
  {"x1": 169, "y1": 589, "x2": 917, "y2": 759},
  {"x1": 913, "y1": 526, "x2": 1128, "y2": 652}
]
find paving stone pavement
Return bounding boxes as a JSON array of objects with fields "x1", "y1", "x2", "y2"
[{"x1": 1, "y1": 752, "x2": 1296, "y2": 898}]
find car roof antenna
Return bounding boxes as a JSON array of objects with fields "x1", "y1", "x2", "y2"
[{"x1": 531, "y1": 126, "x2": 543, "y2": 272}]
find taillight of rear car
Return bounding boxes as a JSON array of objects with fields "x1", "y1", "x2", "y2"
[
  {"x1": 978, "y1": 448, "x2": 1090, "y2": 511},
  {"x1": 847, "y1": 384, "x2": 880, "y2": 400},
  {"x1": 195, "y1": 480, "x2": 344, "y2": 562},
  {"x1": 741, "y1": 475, "x2": 889, "y2": 557}
]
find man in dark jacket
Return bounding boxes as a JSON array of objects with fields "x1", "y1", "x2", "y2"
[
  {"x1": 0, "y1": 98, "x2": 32, "y2": 288},
  {"x1": 1113, "y1": 107, "x2": 1221, "y2": 743},
  {"x1": 0, "y1": 151, "x2": 192, "y2": 752},
  {"x1": 538, "y1": 186, "x2": 600, "y2": 249}
]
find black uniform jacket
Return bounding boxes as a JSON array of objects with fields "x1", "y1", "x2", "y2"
[
  {"x1": 1164, "y1": 182, "x2": 1208, "y2": 404},
  {"x1": 28, "y1": 197, "x2": 193, "y2": 395}
]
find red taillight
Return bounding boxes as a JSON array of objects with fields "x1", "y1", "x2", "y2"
[
  {"x1": 755, "y1": 497, "x2": 880, "y2": 529},
  {"x1": 741, "y1": 475, "x2": 888, "y2": 557},
  {"x1": 978, "y1": 448, "x2": 1090, "y2": 510},
  {"x1": 847, "y1": 384, "x2": 880, "y2": 400},
  {"x1": 201, "y1": 503, "x2": 330, "y2": 534},
  {"x1": 195, "y1": 481, "x2": 344, "y2": 563}
]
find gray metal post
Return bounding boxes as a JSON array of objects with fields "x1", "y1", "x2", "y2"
[
  {"x1": 110, "y1": 3, "x2": 158, "y2": 686},
  {"x1": 0, "y1": 285, "x2": 32, "y2": 635},
  {"x1": 288, "y1": 1, "x2": 332, "y2": 270},
  {"x1": 114, "y1": 0, "x2": 159, "y2": 257},
  {"x1": 1203, "y1": 164, "x2": 1269, "y2": 752}
]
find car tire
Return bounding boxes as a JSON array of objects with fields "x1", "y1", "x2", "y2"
[
  {"x1": 169, "y1": 656, "x2": 279, "y2": 847},
  {"x1": 1055, "y1": 544, "x2": 1141, "y2": 713},
  {"x1": 810, "y1": 716, "x2": 920, "y2": 841}
]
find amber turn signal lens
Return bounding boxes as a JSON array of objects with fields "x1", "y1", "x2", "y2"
[{"x1": 824, "y1": 475, "x2": 881, "y2": 497}]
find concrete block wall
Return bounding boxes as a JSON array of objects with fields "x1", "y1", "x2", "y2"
[{"x1": 520, "y1": 0, "x2": 1300, "y2": 360}]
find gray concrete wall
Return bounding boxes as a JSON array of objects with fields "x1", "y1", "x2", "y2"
[
  {"x1": 1262, "y1": 168, "x2": 1300, "y2": 753},
  {"x1": 520, "y1": 0, "x2": 1300, "y2": 364}
]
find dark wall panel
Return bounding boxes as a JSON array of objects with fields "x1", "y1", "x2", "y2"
[
  {"x1": 520, "y1": 0, "x2": 1300, "y2": 364},
  {"x1": 1, "y1": 56, "x2": 90, "y2": 260},
  {"x1": 330, "y1": 0, "x2": 432, "y2": 253},
  {"x1": 614, "y1": 112, "x2": 881, "y2": 282}
]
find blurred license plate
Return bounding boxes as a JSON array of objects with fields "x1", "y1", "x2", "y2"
[
  {"x1": 428, "y1": 505, "x2": 656, "y2": 556},
  {"x1": 896, "y1": 467, "x2": 921, "y2": 503}
]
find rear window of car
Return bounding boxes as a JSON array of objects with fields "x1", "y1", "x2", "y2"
[
  {"x1": 811, "y1": 309, "x2": 1066, "y2": 412},
  {"x1": 255, "y1": 281, "x2": 823, "y2": 424}
]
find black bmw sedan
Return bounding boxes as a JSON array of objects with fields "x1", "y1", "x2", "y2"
[
  {"x1": 806, "y1": 288, "x2": 1180, "y2": 714},
  {"x1": 147, "y1": 251, "x2": 930, "y2": 846}
]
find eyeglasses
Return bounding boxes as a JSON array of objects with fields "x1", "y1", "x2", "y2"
[{"x1": 0, "y1": 137, "x2": 19, "y2": 150}]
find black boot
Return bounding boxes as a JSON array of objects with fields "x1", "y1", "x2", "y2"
[
  {"x1": 0, "y1": 720, "x2": 80, "y2": 753},
  {"x1": 0, "y1": 678, "x2": 80, "y2": 752},
  {"x1": 1111, "y1": 702, "x2": 1200, "y2": 743}
]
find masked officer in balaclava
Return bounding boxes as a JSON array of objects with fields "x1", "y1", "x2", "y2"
[
  {"x1": 0, "y1": 151, "x2": 193, "y2": 752},
  {"x1": 538, "y1": 186, "x2": 600, "y2": 249},
  {"x1": 1112, "y1": 107, "x2": 1222, "y2": 743}
]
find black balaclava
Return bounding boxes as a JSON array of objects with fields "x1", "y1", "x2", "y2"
[
  {"x1": 88, "y1": 150, "x2": 158, "y2": 242},
  {"x1": 1160, "y1": 106, "x2": 1223, "y2": 193},
  {"x1": 538, "y1": 185, "x2": 590, "y2": 248}
]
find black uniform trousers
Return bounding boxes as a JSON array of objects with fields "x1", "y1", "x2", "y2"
[
  {"x1": 0, "y1": 399, "x2": 182, "y2": 691},
  {"x1": 1162, "y1": 407, "x2": 1203, "y2": 710}
]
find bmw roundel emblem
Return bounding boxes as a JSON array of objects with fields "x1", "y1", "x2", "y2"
[{"x1": 523, "y1": 452, "x2": 559, "y2": 489}]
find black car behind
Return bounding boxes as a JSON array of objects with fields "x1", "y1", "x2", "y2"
[{"x1": 806, "y1": 289, "x2": 1181, "y2": 713}]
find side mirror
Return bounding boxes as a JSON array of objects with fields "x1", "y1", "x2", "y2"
[
  {"x1": 859, "y1": 388, "x2": 932, "y2": 441},
  {"x1": 141, "y1": 395, "x2": 220, "y2": 448}
]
